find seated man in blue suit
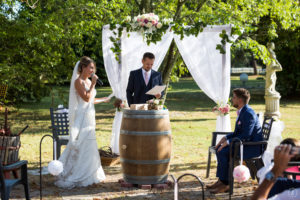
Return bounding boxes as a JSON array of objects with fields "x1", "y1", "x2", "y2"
[
  {"x1": 126, "y1": 52, "x2": 163, "y2": 106},
  {"x1": 208, "y1": 88, "x2": 263, "y2": 193}
]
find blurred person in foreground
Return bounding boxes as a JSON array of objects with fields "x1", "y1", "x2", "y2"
[{"x1": 252, "y1": 144, "x2": 300, "y2": 200}]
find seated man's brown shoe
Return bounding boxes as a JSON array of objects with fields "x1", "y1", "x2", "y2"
[
  {"x1": 206, "y1": 179, "x2": 222, "y2": 189},
  {"x1": 210, "y1": 183, "x2": 229, "y2": 194}
]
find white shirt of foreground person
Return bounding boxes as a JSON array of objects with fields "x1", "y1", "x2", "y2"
[{"x1": 268, "y1": 188, "x2": 300, "y2": 200}]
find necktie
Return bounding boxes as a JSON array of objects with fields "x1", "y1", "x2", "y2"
[
  {"x1": 236, "y1": 110, "x2": 240, "y2": 122},
  {"x1": 145, "y1": 71, "x2": 149, "y2": 85}
]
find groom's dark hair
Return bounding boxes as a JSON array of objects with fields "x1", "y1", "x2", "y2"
[
  {"x1": 233, "y1": 88, "x2": 250, "y2": 104},
  {"x1": 143, "y1": 52, "x2": 155, "y2": 60}
]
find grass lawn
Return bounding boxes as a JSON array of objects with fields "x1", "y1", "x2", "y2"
[{"x1": 2, "y1": 76, "x2": 300, "y2": 170}]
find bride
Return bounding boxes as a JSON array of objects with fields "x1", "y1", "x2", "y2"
[{"x1": 55, "y1": 56, "x2": 109, "y2": 188}]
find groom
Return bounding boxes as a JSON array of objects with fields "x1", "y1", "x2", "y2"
[
  {"x1": 208, "y1": 88, "x2": 263, "y2": 193},
  {"x1": 126, "y1": 52, "x2": 163, "y2": 106}
]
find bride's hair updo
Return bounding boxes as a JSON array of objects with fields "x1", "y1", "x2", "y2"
[{"x1": 78, "y1": 56, "x2": 96, "y2": 74}]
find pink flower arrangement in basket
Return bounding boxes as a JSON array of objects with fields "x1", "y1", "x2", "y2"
[{"x1": 212, "y1": 103, "x2": 230, "y2": 116}]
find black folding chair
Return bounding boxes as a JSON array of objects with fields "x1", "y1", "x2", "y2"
[
  {"x1": 0, "y1": 160, "x2": 30, "y2": 200},
  {"x1": 206, "y1": 132, "x2": 233, "y2": 178},
  {"x1": 49, "y1": 107, "x2": 69, "y2": 159}
]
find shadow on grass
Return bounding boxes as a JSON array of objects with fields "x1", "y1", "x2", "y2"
[
  {"x1": 171, "y1": 118, "x2": 214, "y2": 122},
  {"x1": 170, "y1": 162, "x2": 215, "y2": 172}
]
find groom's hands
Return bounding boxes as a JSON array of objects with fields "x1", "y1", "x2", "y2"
[
  {"x1": 216, "y1": 136, "x2": 229, "y2": 152},
  {"x1": 155, "y1": 93, "x2": 161, "y2": 99}
]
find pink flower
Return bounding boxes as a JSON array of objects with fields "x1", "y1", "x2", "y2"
[{"x1": 223, "y1": 107, "x2": 229, "y2": 113}]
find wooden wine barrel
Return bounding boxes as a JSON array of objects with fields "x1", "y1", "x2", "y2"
[{"x1": 120, "y1": 109, "x2": 171, "y2": 185}]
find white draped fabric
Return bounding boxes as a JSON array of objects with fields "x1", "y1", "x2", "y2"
[
  {"x1": 102, "y1": 25, "x2": 173, "y2": 154},
  {"x1": 103, "y1": 25, "x2": 234, "y2": 154},
  {"x1": 174, "y1": 25, "x2": 233, "y2": 133},
  {"x1": 262, "y1": 120, "x2": 284, "y2": 165}
]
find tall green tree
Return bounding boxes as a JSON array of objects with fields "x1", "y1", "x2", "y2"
[
  {"x1": 112, "y1": 0, "x2": 299, "y2": 99},
  {"x1": 1, "y1": 0, "x2": 299, "y2": 104},
  {"x1": 0, "y1": 0, "x2": 130, "y2": 104}
]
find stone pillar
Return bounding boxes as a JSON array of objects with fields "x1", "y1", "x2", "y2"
[{"x1": 264, "y1": 93, "x2": 281, "y2": 118}]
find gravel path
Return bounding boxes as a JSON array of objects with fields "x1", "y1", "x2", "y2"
[{"x1": 9, "y1": 164, "x2": 257, "y2": 200}]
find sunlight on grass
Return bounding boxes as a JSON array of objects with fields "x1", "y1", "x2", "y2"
[{"x1": 1, "y1": 77, "x2": 299, "y2": 169}]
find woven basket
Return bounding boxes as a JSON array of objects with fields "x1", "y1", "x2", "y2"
[
  {"x1": 99, "y1": 146, "x2": 120, "y2": 166},
  {"x1": 0, "y1": 135, "x2": 20, "y2": 165}
]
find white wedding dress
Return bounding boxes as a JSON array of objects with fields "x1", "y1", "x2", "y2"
[{"x1": 55, "y1": 62, "x2": 105, "y2": 188}]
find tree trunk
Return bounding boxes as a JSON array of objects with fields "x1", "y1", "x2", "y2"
[
  {"x1": 140, "y1": 0, "x2": 151, "y2": 13},
  {"x1": 161, "y1": 41, "x2": 180, "y2": 84},
  {"x1": 251, "y1": 53, "x2": 258, "y2": 75},
  {"x1": 158, "y1": 1, "x2": 185, "y2": 102},
  {"x1": 160, "y1": 43, "x2": 180, "y2": 104}
]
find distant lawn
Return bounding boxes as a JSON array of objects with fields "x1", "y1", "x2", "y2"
[{"x1": 2, "y1": 76, "x2": 300, "y2": 168}]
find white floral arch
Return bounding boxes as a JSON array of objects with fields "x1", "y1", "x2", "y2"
[{"x1": 102, "y1": 24, "x2": 235, "y2": 154}]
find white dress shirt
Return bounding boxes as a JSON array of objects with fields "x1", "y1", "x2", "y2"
[{"x1": 268, "y1": 188, "x2": 300, "y2": 200}]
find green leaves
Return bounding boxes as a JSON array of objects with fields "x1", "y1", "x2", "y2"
[{"x1": 1, "y1": 0, "x2": 299, "y2": 104}]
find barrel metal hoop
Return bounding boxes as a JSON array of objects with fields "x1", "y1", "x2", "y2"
[
  {"x1": 123, "y1": 114, "x2": 168, "y2": 119},
  {"x1": 123, "y1": 109, "x2": 169, "y2": 115},
  {"x1": 120, "y1": 158, "x2": 170, "y2": 165},
  {"x1": 120, "y1": 130, "x2": 171, "y2": 136},
  {"x1": 123, "y1": 174, "x2": 168, "y2": 184}
]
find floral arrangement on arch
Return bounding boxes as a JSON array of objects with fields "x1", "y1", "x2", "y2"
[
  {"x1": 212, "y1": 102, "x2": 230, "y2": 116},
  {"x1": 110, "y1": 13, "x2": 172, "y2": 60},
  {"x1": 131, "y1": 13, "x2": 162, "y2": 33},
  {"x1": 123, "y1": 13, "x2": 173, "y2": 34}
]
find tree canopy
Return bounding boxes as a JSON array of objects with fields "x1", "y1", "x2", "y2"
[{"x1": 1, "y1": 0, "x2": 299, "y2": 104}]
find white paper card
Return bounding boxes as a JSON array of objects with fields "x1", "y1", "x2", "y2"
[{"x1": 145, "y1": 85, "x2": 166, "y2": 95}]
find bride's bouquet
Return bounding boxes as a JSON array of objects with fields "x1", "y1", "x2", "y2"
[{"x1": 114, "y1": 98, "x2": 128, "y2": 111}]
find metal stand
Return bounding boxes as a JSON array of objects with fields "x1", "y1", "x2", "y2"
[
  {"x1": 170, "y1": 173, "x2": 205, "y2": 200},
  {"x1": 39, "y1": 135, "x2": 56, "y2": 200}
]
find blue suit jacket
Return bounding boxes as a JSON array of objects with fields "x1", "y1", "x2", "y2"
[
  {"x1": 126, "y1": 68, "x2": 163, "y2": 106},
  {"x1": 226, "y1": 104, "x2": 263, "y2": 143}
]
